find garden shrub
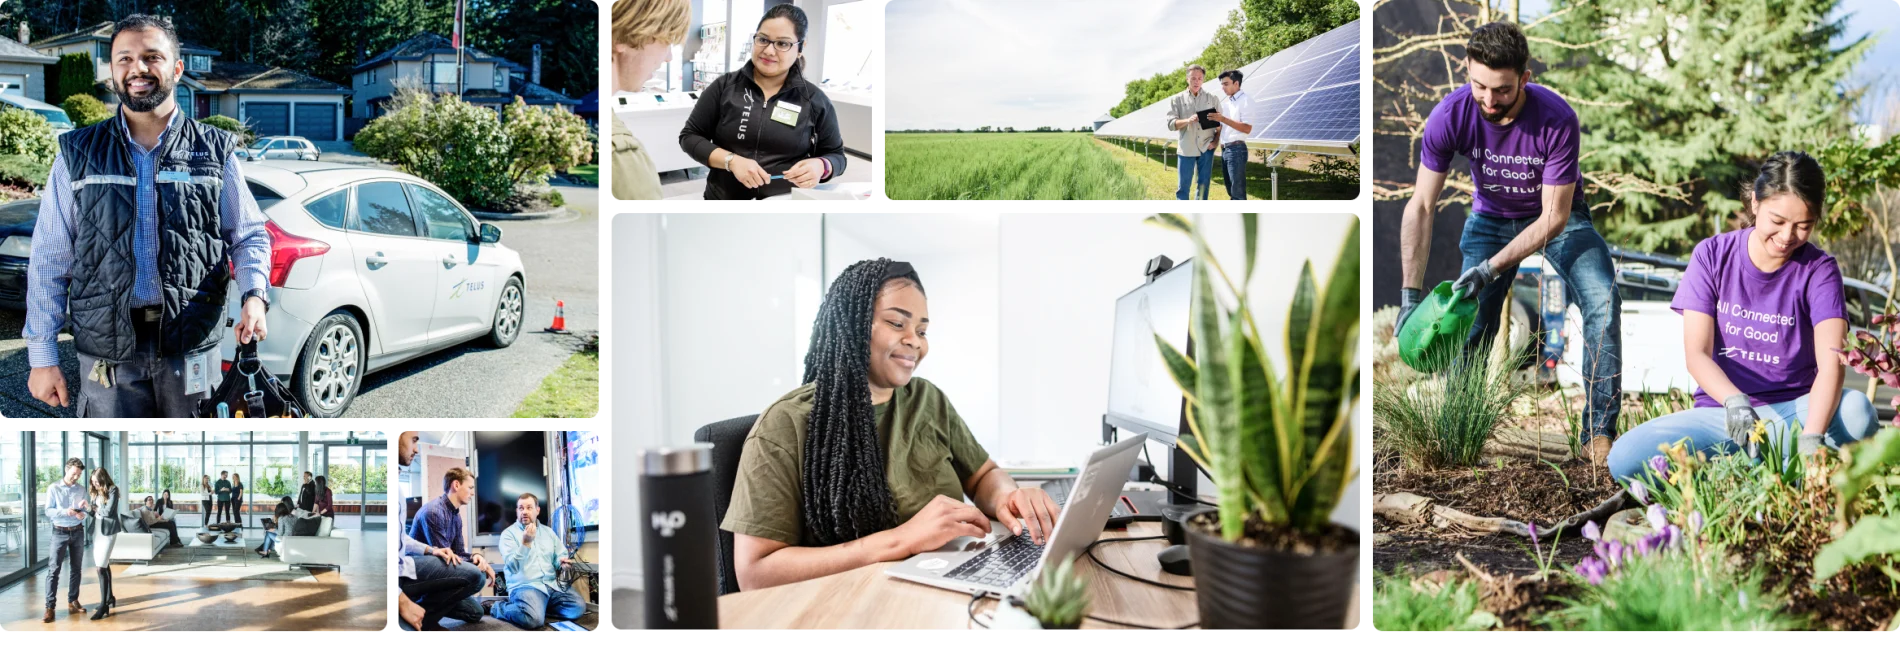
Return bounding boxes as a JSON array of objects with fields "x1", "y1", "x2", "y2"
[
  {"x1": 1373, "y1": 575, "x2": 1496, "y2": 631},
  {"x1": 199, "y1": 115, "x2": 257, "y2": 147},
  {"x1": 501, "y1": 98, "x2": 592, "y2": 187},
  {"x1": 61, "y1": 94, "x2": 110, "y2": 128},
  {"x1": 1548, "y1": 552, "x2": 1800, "y2": 630},
  {"x1": 356, "y1": 89, "x2": 512, "y2": 210},
  {"x1": 55, "y1": 53, "x2": 99, "y2": 102},
  {"x1": 0, "y1": 109, "x2": 57, "y2": 164},
  {"x1": 0, "y1": 154, "x2": 52, "y2": 189}
]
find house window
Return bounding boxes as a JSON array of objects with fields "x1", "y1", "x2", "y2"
[
  {"x1": 495, "y1": 70, "x2": 507, "y2": 91},
  {"x1": 367, "y1": 67, "x2": 376, "y2": 84},
  {"x1": 95, "y1": 41, "x2": 110, "y2": 61},
  {"x1": 176, "y1": 87, "x2": 193, "y2": 118},
  {"x1": 187, "y1": 55, "x2": 210, "y2": 73},
  {"x1": 432, "y1": 62, "x2": 458, "y2": 86}
]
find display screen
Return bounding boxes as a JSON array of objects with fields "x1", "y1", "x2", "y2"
[
  {"x1": 565, "y1": 430, "x2": 602, "y2": 529},
  {"x1": 473, "y1": 431, "x2": 548, "y2": 535}
]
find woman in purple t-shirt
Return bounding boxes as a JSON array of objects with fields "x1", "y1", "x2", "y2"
[{"x1": 1607, "y1": 152, "x2": 1880, "y2": 483}]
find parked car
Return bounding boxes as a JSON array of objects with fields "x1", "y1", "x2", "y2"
[
  {"x1": 0, "y1": 94, "x2": 76, "y2": 134},
  {"x1": 237, "y1": 136, "x2": 321, "y2": 162},
  {"x1": 224, "y1": 160, "x2": 526, "y2": 416},
  {"x1": 0, "y1": 162, "x2": 525, "y2": 417}
]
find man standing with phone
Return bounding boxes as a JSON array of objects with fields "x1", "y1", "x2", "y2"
[
  {"x1": 1165, "y1": 64, "x2": 1221, "y2": 200},
  {"x1": 42, "y1": 459, "x2": 90, "y2": 622},
  {"x1": 490, "y1": 493, "x2": 587, "y2": 629}
]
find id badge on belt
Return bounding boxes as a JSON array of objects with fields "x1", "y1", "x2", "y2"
[
  {"x1": 185, "y1": 350, "x2": 215, "y2": 396},
  {"x1": 771, "y1": 101, "x2": 802, "y2": 127}
]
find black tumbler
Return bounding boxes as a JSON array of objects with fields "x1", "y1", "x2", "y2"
[{"x1": 640, "y1": 445, "x2": 718, "y2": 629}]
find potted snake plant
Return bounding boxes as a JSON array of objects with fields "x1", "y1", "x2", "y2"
[
  {"x1": 1148, "y1": 213, "x2": 1359, "y2": 629},
  {"x1": 1021, "y1": 555, "x2": 1090, "y2": 629}
]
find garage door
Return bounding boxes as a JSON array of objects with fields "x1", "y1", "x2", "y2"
[
  {"x1": 0, "y1": 74, "x2": 23, "y2": 96},
  {"x1": 293, "y1": 103, "x2": 337, "y2": 141},
  {"x1": 247, "y1": 102, "x2": 289, "y2": 136}
]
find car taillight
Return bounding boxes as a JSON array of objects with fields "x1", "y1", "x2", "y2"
[{"x1": 267, "y1": 220, "x2": 330, "y2": 287}]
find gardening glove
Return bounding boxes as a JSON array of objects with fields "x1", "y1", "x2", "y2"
[
  {"x1": 1723, "y1": 393, "x2": 1761, "y2": 459},
  {"x1": 1451, "y1": 261, "x2": 1499, "y2": 300},
  {"x1": 1797, "y1": 433, "x2": 1825, "y2": 456},
  {"x1": 1395, "y1": 287, "x2": 1421, "y2": 337}
]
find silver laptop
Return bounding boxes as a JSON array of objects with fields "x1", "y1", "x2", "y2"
[{"x1": 884, "y1": 433, "x2": 1147, "y2": 595}]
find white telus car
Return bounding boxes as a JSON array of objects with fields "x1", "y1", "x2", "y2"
[{"x1": 222, "y1": 161, "x2": 527, "y2": 417}]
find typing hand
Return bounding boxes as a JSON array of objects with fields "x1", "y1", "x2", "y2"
[
  {"x1": 892, "y1": 495, "x2": 991, "y2": 557},
  {"x1": 996, "y1": 487, "x2": 1061, "y2": 545}
]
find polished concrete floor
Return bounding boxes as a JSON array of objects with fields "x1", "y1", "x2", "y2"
[{"x1": 0, "y1": 529, "x2": 387, "y2": 631}]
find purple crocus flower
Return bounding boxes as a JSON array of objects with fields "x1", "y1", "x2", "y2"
[
  {"x1": 1630, "y1": 480, "x2": 1650, "y2": 505},
  {"x1": 1647, "y1": 456, "x2": 1671, "y2": 481},
  {"x1": 1646, "y1": 504, "x2": 1669, "y2": 530},
  {"x1": 1528, "y1": 522, "x2": 1541, "y2": 557},
  {"x1": 1583, "y1": 520, "x2": 1602, "y2": 542},
  {"x1": 1604, "y1": 540, "x2": 1628, "y2": 568},
  {"x1": 1688, "y1": 511, "x2": 1705, "y2": 536},
  {"x1": 1575, "y1": 557, "x2": 1609, "y2": 585}
]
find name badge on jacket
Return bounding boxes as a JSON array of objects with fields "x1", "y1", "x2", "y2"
[
  {"x1": 771, "y1": 101, "x2": 802, "y2": 127},
  {"x1": 158, "y1": 170, "x2": 192, "y2": 183}
]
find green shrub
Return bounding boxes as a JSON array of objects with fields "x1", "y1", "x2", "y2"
[
  {"x1": 1547, "y1": 554, "x2": 1800, "y2": 630},
  {"x1": 55, "y1": 53, "x2": 98, "y2": 102},
  {"x1": 61, "y1": 94, "x2": 110, "y2": 127},
  {"x1": 356, "y1": 89, "x2": 512, "y2": 210},
  {"x1": 0, "y1": 109, "x2": 57, "y2": 165},
  {"x1": 1373, "y1": 575, "x2": 1496, "y2": 631},
  {"x1": 547, "y1": 189, "x2": 565, "y2": 207},
  {"x1": 502, "y1": 98, "x2": 593, "y2": 187},
  {"x1": 199, "y1": 115, "x2": 256, "y2": 147},
  {"x1": 0, "y1": 154, "x2": 52, "y2": 189},
  {"x1": 1374, "y1": 347, "x2": 1524, "y2": 469}
]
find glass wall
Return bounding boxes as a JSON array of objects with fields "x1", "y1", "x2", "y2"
[{"x1": 1, "y1": 433, "x2": 25, "y2": 586}]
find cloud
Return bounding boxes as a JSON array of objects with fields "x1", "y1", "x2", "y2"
[{"x1": 887, "y1": 0, "x2": 1240, "y2": 130}]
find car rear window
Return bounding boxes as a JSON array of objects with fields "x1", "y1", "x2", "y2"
[
  {"x1": 303, "y1": 190, "x2": 348, "y2": 229},
  {"x1": 246, "y1": 180, "x2": 284, "y2": 210}
]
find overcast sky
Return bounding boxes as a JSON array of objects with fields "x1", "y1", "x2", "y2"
[{"x1": 886, "y1": 0, "x2": 1239, "y2": 130}]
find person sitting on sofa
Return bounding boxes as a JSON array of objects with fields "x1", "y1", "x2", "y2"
[
  {"x1": 488, "y1": 493, "x2": 587, "y2": 629},
  {"x1": 135, "y1": 496, "x2": 181, "y2": 547}
]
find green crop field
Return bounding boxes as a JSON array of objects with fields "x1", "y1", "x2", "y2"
[{"x1": 885, "y1": 132, "x2": 1359, "y2": 201}]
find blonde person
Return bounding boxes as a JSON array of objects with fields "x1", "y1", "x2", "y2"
[{"x1": 610, "y1": 0, "x2": 690, "y2": 200}]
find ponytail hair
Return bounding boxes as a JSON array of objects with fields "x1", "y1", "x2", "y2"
[{"x1": 1751, "y1": 151, "x2": 1827, "y2": 220}]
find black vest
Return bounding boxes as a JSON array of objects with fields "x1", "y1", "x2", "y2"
[{"x1": 60, "y1": 114, "x2": 237, "y2": 361}]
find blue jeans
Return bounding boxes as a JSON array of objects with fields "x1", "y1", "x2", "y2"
[
  {"x1": 260, "y1": 530, "x2": 278, "y2": 553},
  {"x1": 493, "y1": 584, "x2": 587, "y2": 629},
  {"x1": 45, "y1": 523, "x2": 84, "y2": 608},
  {"x1": 1221, "y1": 142, "x2": 1248, "y2": 199},
  {"x1": 1608, "y1": 389, "x2": 1879, "y2": 483},
  {"x1": 1176, "y1": 151, "x2": 1212, "y2": 200},
  {"x1": 1460, "y1": 201, "x2": 1622, "y2": 442}
]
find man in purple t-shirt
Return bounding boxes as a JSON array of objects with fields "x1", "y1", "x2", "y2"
[
  {"x1": 1604, "y1": 152, "x2": 1879, "y2": 484},
  {"x1": 1394, "y1": 21, "x2": 1623, "y2": 465}
]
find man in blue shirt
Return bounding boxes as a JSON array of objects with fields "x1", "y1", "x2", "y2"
[
  {"x1": 23, "y1": 14, "x2": 271, "y2": 418},
  {"x1": 408, "y1": 466, "x2": 492, "y2": 624},
  {"x1": 42, "y1": 458, "x2": 90, "y2": 622},
  {"x1": 490, "y1": 493, "x2": 586, "y2": 629},
  {"x1": 393, "y1": 432, "x2": 486, "y2": 630}
]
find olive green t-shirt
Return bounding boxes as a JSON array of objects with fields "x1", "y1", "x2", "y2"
[{"x1": 722, "y1": 378, "x2": 992, "y2": 546}]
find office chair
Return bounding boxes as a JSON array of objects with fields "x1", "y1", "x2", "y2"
[{"x1": 694, "y1": 414, "x2": 759, "y2": 596}]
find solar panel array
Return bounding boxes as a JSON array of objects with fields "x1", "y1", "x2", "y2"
[{"x1": 1093, "y1": 20, "x2": 1360, "y2": 148}]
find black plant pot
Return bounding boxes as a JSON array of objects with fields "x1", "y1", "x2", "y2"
[{"x1": 1184, "y1": 513, "x2": 1358, "y2": 629}]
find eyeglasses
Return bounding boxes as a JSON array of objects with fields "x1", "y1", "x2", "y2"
[{"x1": 752, "y1": 34, "x2": 801, "y2": 52}]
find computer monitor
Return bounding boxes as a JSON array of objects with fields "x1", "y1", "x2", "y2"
[{"x1": 1105, "y1": 257, "x2": 1194, "y2": 445}]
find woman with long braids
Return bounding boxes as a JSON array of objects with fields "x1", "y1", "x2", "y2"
[
  {"x1": 723, "y1": 259, "x2": 1060, "y2": 591},
  {"x1": 87, "y1": 467, "x2": 126, "y2": 620}
]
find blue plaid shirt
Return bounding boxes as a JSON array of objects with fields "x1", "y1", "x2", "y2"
[{"x1": 22, "y1": 108, "x2": 272, "y2": 367}]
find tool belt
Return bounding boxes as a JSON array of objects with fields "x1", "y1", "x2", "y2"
[{"x1": 194, "y1": 341, "x2": 308, "y2": 418}]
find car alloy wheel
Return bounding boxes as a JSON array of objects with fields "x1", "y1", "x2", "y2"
[
  {"x1": 496, "y1": 282, "x2": 523, "y2": 341},
  {"x1": 306, "y1": 322, "x2": 361, "y2": 411}
]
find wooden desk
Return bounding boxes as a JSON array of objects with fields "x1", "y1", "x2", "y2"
[{"x1": 719, "y1": 522, "x2": 1198, "y2": 629}]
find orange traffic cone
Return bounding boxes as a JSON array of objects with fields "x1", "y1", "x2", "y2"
[{"x1": 545, "y1": 300, "x2": 568, "y2": 333}]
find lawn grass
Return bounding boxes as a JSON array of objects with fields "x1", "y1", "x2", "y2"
[
  {"x1": 1097, "y1": 137, "x2": 1359, "y2": 200},
  {"x1": 512, "y1": 342, "x2": 599, "y2": 418},
  {"x1": 884, "y1": 132, "x2": 1357, "y2": 200},
  {"x1": 563, "y1": 164, "x2": 600, "y2": 186}
]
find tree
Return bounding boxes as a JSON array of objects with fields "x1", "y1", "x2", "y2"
[
  {"x1": 56, "y1": 54, "x2": 97, "y2": 104},
  {"x1": 355, "y1": 86, "x2": 512, "y2": 209},
  {"x1": 1373, "y1": 0, "x2": 1872, "y2": 255},
  {"x1": 1110, "y1": 0, "x2": 1356, "y2": 117}
]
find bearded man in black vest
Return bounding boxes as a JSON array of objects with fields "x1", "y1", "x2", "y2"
[{"x1": 23, "y1": 14, "x2": 272, "y2": 417}]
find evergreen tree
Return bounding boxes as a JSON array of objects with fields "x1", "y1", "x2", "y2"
[{"x1": 1109, "y1": 0, "x2": 1356, "y2": 117}]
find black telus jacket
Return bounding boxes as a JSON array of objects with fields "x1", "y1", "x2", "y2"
[{"x1": 680, "y1": 61, "x2": 847, "y2": 200}]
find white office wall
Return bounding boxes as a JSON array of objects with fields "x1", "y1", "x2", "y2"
[
  {"x1": 824, "y1": 214, "x2": 1001, "y2": 451},
  {"x1": 611, "y1": 216, "x2": 666, "y2": 588}
]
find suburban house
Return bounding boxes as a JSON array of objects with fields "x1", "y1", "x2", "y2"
[
  {"x1": 0, "y1": 34, "x2": 55, "y2": 102},
  {"x1": 352, "y1": 32, "x2": 578, "y2": 119},
  {"x1": 29, "y1": 22, "x2": 351, "y2": 140}
]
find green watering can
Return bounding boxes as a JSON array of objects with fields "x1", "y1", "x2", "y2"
[{"x1": 1398, "y1": 281, "x2": 1479, "y2": 373}]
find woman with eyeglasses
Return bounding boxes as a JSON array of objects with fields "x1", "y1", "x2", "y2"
[{"x1": 680, "y1": 5, "x2": 847, "y2": 199}]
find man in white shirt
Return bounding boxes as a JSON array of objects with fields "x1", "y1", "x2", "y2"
[
  {"x1": 1210, "y1": 69, "x2": 1254, "y2": 200},
  {"x1": 42, "y1": 458, "x2": 89, "y2": 622}
]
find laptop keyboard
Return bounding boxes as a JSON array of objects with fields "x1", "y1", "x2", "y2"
[{"x1": 943, "y1": 530, "x2": 1041, "y2": 588}]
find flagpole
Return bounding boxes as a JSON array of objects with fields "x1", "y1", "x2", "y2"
[{"x1": 455, "y1": 0, "x2": 466, "y2": 97}]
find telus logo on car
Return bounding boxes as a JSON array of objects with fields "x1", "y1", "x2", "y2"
[{"x1": 449, "y1": 279, "x2": 485, "y2": 299}]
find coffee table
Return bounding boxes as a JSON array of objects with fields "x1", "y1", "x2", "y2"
[{"x1": 186, "y1": 528, "x2": 252, "y2": 567}]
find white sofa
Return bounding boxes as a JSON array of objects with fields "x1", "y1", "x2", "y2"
[
  {"x1": 278, "y1": 515, "x2": 350, "y2": 572},
  {"x1": 111, "y1": 508, "x2": 176, "y2": 563}
]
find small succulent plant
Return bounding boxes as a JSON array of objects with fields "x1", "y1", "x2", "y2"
[{"x1": 1022, "y1": 555, "x2": 1089, "y2": 629}]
